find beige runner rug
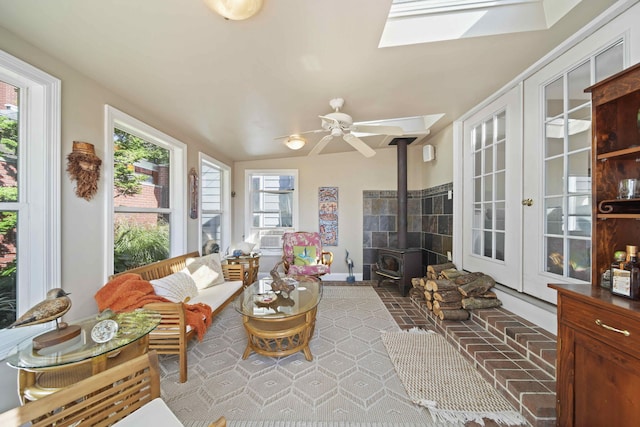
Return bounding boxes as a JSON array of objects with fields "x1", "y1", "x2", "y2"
[{"x1": 381, "y1": 328, "x2": 527, "y2": 426}]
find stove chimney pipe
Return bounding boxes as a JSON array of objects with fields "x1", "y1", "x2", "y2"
[{"x1": 389, "y1": 137, "x2": 416, "y2": 250}]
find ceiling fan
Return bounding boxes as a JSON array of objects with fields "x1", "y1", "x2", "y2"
[{"x1": 277, "y1": 98, "x2": 404, "y2": 158}]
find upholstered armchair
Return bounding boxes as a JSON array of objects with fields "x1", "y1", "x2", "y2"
[{"x1": 282, "y1": 231, "x2": 333, "y2": 278}]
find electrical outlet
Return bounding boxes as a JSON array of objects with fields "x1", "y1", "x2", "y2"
[
  {"x1": 447, "y1": 251, "x2": 452, "y2": 261},
  {"x1": 448, "y1": 190, "x2": 452, "y2": 200}
]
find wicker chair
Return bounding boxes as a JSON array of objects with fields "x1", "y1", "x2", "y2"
[{"x1": 1, "y1": 351, "x2": 227, "y2": 427}]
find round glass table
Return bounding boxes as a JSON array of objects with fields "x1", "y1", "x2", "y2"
[
  {"x1": 6, "y1": 309, "x2": 161, "y2": 403},
  {"x1": 234, "y1": 276, "x2": 321, "y2": 360}
]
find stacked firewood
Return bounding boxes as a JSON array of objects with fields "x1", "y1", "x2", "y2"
[{"x1": 412, "y1": 262, "x2": 502, "y2": 321}]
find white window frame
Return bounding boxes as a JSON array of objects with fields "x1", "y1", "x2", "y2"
[
  {"x1": 0, "y1": 50, "x2": 61, "y2": 358},
  {"x1": 199, "y1": 153, "x2": 231, "y2": 254},
  {"x1": 104, "y1": 105, "x2": 186, "y2": 277},
  {"x1": 245, "y1": 169, "x2": 298, "y2": 255}
]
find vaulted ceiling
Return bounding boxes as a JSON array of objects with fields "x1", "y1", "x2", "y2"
[{"x1": 0, "y1": 0, "x2": 619, "y2": 161}]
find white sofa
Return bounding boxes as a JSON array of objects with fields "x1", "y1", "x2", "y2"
[{"x1": 109, "y1": 251, "x2": 246, "y2": 382}]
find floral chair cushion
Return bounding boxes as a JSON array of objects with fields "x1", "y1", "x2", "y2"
[{"x1": 283, "y1": 232, "x2": 331, "y2": 277}]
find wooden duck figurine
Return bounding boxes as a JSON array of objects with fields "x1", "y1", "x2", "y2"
[{"x1": 7, "y1": 288, "x2": 72, "y2": 329}]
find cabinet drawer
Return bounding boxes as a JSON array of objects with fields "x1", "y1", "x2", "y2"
[{"x1": 561, "y1": 296, "x2": 640, "y2": 355}]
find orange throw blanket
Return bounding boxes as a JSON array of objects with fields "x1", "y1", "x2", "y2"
[{"x1": 95, "y1": 273, "x2": 212, "y2": 341}]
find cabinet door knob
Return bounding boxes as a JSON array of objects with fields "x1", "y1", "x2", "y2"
[
  {"x1": 522, "y1": 198, "x2": 533, "y2": 206},
  {"x1": 595, "y1": 319, "x2": 630, "y2": 336}
]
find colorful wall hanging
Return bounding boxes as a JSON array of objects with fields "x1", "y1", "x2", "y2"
[
  {"x1": 189, "y1": 167, "x2": 198, "y2": 219},
  {"x1": 318, "y1": 187, "x2": 338, "y2": 246}
]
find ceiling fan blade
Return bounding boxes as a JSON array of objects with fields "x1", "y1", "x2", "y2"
[
  {"x1": 274, "y1": 129, "x2": 326, "y2": 140},
  {"x1": 343, "y1": 133, "x2": 376, "y2": 158},
  {"x1": 309, "y1": 134, "x2": 333, "y2": 156},
  {"x1": 298, "y1": 129, "x2": 328, "y2": 136},
  {"x1": 351, "y1": 124, "x2": 404, "y2": 136}
]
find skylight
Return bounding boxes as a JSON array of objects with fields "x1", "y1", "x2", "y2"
[
  {"x1": 380, "y1": 0, "x2": 583, "y2": 47},
  {"x1": 353, "y1": 114, "x2": 445, "y2": 143}
]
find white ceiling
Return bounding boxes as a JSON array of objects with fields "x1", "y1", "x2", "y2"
[{"x1": 0, "y1": 0, "x2": 618, "y2": 161}]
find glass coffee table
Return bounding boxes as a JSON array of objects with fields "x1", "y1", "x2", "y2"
[
  {"x1": 6, "y1": 309, "x2": 161, "y2": 403},
  {"x1": 234, "y1": 276, "x2": 321, "y2": 360}
]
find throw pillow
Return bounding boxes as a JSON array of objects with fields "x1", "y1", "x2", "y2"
[
  {"x1": 184, "y1": 253, "x2": 226, "y2": 289},
  {"x1": 293, "y1": 245, "x2": 317, "y2": 266},
  {"x1": 150, "y1": 271, "x2": 198, "y2": 303}
]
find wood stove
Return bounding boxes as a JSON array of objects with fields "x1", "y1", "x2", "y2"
[
  {"x1": 374, "y1": 136, "x2": 424, "y2": 296},
  {"x1": 375, "y1": 247, "x2": 422, "y2": 296}
]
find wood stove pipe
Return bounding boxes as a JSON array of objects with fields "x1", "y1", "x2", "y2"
[{"x1": 389, "y1": 137, "x2": 416, "y2": 250}]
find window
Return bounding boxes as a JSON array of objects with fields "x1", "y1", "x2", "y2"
[
  {"x1": 245, "y1": 170, "x2": 298, "y2": 255},
  {"x1": 0, "y1": 80, "x2": 18, "y2": 330},
  {"x1": 0, "y1": 51, "x2": 60, "y2": 358},
  {"x1": 105, "y1": 106, "x2": 186, "y2": 275},
  {"x1": 200, "y1": 153, "x2": 231, "y2": 254}
]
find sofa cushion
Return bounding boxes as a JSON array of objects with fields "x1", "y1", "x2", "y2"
[
  {"x1": 112, "y1": 398, "x2": 184, "y2": 427},
  {"x1": 184, "y1": 253, "x2": 225, "y2": 289},
  {"x1": 190, "y1": 280, "x2": 243, "y2": 312},
  {"x1": 150, "y1": 271, "x2": 198, "y2": 303}
]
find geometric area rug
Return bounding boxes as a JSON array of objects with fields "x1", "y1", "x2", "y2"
[
  {"x1": 159, "y1": 286, "x2": 453, "y2": 427},
  {"x1": 381, "y1": 329, "x2": 527, "y2": 426}
]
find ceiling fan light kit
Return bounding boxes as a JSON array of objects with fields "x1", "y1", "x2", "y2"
[
  {"x1": 277, "y1": 98, "x2": 405, "y2": 158},
  {"x1": 285, "y1": 135, "x2": 306, "y2": 150},
  {"x1": 203, "y1": 0, "x2": 263, "y2": 20}
]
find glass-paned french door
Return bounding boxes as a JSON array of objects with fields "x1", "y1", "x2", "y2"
[
  {"x1": 462, "y1": 85, "x2": 522, "y2": 288},
  {"x1": 471, "y1": 111, "x2": 506, "y2": 261},
  {"x1": 522, "y1": 40, "x2": 624, "y2": 303},
  {"x1": 542, "y1": 43, "x2": 623, "y2": 283}
]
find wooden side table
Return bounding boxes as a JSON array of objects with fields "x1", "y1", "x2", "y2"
[{"x1": 225, "y1": 254, "x2": 260, "y2": 285}]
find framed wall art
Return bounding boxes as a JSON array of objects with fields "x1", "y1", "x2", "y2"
[{"x1": 319, "y1": 186, "x2": 338, "y2": 246}]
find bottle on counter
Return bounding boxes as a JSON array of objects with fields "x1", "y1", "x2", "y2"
[
  {"x1": 605, "y1": 250, "x2": 627, "y2": 289},
  {"x1": 611, "y1": 245, "x2": 640, "y2": 300}
]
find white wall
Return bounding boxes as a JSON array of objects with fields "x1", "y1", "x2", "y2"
[
  {"x1": 233, "y1": 143, "x2": 427, "y2": 277},
  {"x1": 0, "y1": 25, "x2": 235, "y2": 411},
  {"x1": 419, "y1": 124, "x2": 455, "y2": 190}
]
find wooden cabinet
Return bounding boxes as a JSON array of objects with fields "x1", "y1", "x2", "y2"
[
  {"x1": 550, "y1": 284, "x2": 640, "y2": 426},
  {"x1": 586, "y1": 62, "x2": 640, "y2": 287}
]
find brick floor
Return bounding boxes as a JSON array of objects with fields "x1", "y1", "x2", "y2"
[{"x1": 369, "y1": 280, "x2": 557, "y2": 427}]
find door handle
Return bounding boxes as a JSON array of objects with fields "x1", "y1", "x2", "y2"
[{"x1": 522, "y1": 198, "x2": 533, "y2": 206}]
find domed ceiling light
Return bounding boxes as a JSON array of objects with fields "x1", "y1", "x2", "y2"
[
  {"x1": 285, "y1": 135, "x2": 306, "y2": 150},
  {"x1": 203, "y1": 0, "x2": 263, "y2": 20}
]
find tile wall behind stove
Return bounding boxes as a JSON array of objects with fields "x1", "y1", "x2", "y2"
[{"x1": 362, "y1": 182, "x2": 453, "y2": 280}]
